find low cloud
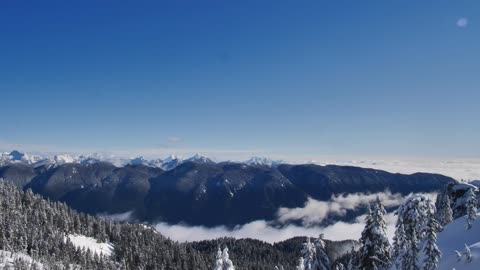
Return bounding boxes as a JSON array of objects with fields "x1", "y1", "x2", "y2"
[
  {"x1": 154, "y1": 213, "x2": 398, "y2": 244},
  {"x1": 98, "y1": 211, "x2": 134, "y2": 222},
  {"x1": 277, "y1": 191, "x2": 436, "y2": 226},
  {"x1": 153, "y1": 191, "x2": 437, "y2": 243},
  {"x1": 104, "y1": 192, "x2": 437, "y2": 244}
]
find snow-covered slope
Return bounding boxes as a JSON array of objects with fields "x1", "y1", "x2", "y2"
[
  {"x1": 0, "y1": 250, "x2": 44, "y2": 269},
  {"x1": 67, "y1": 234, "x2": 113, "y2": 257},
  {"x1": 435, "y1": 212, "x2": 480, "y2": 269},
  {"x1": 185, "y1": 153, "x2": 213, "y2": 164},
  {"x1": 245, "y1": 157, "x2": 283, "y2": 167}
]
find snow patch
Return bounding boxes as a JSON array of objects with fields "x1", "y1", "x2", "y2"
[{"x1": 67, "y1": 234, "x2": 113, "y2": 257}]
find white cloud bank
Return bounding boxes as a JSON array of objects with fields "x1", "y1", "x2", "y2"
[
  {"x1": 277, "y1": 191, "x2": 405, "y2": 226},
  {"x1": 154, "y1": 213, "x2": 398, "y2": 244},
  {"x1": 300, "y1": 156, "x2": 480, "y2": 181},
  {"x1": 277, "y1": 191, "x2": 436, "y2": 226},
  {"x1": 153, "y1": 191, "x2": 436, "y2": 243}
]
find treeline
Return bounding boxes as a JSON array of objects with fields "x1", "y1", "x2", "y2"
[
  {"x1": 0, "y1": 180, "x2": 303, "y2": 269},
  {"x1": 0, "y1": 181, "x2": 217, "y2": 269}
]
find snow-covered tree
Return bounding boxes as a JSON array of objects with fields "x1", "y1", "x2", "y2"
[
  {"x1": 404, "y1": 227, "x2": 420, "y2": 270},
  {"x1": 342, "y1": 245, "x2": 356, "y2": 270},
  {"x1": 213, "y1": 246, "x2": 235, "y2": 270},
  {"x1": 392, "y1": 220, "x2": 406, "y2": 269},
  {"x1": 300, "y1": 235, "x2": 330, "y2": 270},
  {"x1": 422, "y1": 211, "x2": 441, "y2": 270},
  {"x1": 297, "y1": 257, "x2": 305, "y2": 270},
  {"x1": 435, "y1": 192, "x2": 453, "y2": 228},
  {"x1": 358, "y1": 198, "x2": 391, "y2": 270},
  {"x1": 314, "y1": 234, "x2": 331, "y2": 270},
  {"x1": 214, "y1": 247, "x2": 223, "y2": 270},
  {"x1": 301, "y1": 238, "x2": 316, "y2": 270},
  {"x1": 392, "y1": 195, "x2": 436, "y2": 270},
  {"x1": 465, "y1": 188, "x2": 478, "y2": 230},
  {"x1": 221, "y1": 247, "x2": 235, "y2": 270}
]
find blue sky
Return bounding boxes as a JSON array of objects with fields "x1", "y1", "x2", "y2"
[{"x1": 1, "y1": 0, "x2": 479, "y2": 160}]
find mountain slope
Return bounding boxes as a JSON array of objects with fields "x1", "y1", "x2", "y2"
[{"x1": 0, "y1": 161, "x2": 454, "y2": 226}]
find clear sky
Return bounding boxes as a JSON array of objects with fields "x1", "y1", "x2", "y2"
[{"x1": 1, "y1": 0, "x2": 479, "y2": 160}]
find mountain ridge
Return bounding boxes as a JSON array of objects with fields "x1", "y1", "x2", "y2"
[{"x1": 0, "y1": 158, "x2": 455, "y2": 227}]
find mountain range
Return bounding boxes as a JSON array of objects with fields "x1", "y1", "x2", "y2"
[
  {"x1": 0, "y1": 151, "x2": 455, "y2": 227},
  {"x1": 0, "y1": 150, "x2": 280, "y2": 170}
]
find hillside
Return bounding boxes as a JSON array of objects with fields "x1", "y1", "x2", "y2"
[
  {"x1": 0, "y1": 180, "x2": 359, "y2": 269},
  {"x1": 0, "y1": 161, "x2": 454, "y2": 227}
]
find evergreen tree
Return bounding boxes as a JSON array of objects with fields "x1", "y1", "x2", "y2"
[
  {"x1": 465, "y1": 188, "x2": 478, "y2": 230},
  {"x1": 392, "y1": 195, "x2": 436, "y2": 270},
  {"x1": 221, "y1": 247, "x2": 235, "y2": 270},
  {"x1": 392, "y1": 220, "x2": 406, "y2": 269},
  {"x1": 435, "y1": 192, "x2": 453, "y2": 228},
  {"x1": 301, "y1": 238, "x2": 316, "y2": 270},
  {"x1": 214, "y1": 247, "x2": 223, "y2": 270},
  {"x1": 313, "y1": 234, "x2": 331, "y2": 270},
  {"x1": 358, "y1": 198, "x2": 391, "y2": 270},
  {"x1": 422, "y1": 212, "x2": 441, "y2": 270}
]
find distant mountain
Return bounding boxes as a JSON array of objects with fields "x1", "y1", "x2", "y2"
[
  {"x1": 1, "y1": 150, "x2": 278, "y2": 170},
  {"x1": 0, "y1": 157, "x2": 455, "y2": 227},
  {"x1": 185, "y1": 153, "x2": 214, "y2": 164},
  {"x1": 245, "y1": 157, "x2": 283, "y2": 167}
]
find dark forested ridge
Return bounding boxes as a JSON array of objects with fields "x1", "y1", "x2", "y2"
[
  {"x1": 0, "y1": 161, "x2": 454, "y2": 226},
  {"x1": 0, "y1": 180, "x2": 356, "y2": 269}
]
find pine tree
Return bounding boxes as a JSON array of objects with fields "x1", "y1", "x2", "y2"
[
  {"x1": 214, "y1": 247, "x2": 223, "y2": 270},
  {"x1": 221, "y1": 247, "x2": 235, "y2": 270},
  {"x1": 404, "y1": 227, "x2": 420, "y2": 270},
  {"x1": 346, "y1": 248, "x2": 355, "y2": 270},
  {"x1": 358, "y1": 198, "x2": 391, "y2": 270},
  {"x1": 313, "y1": 234, "x2": 330, "y2": 270},
  {"x1": 301, "y1": 238, "x2": 316, "y2": 270},
  {"x1": 465, "y1": 188, "x2": 478, "y2": 230},
  {"x1": 436, "y1": 192, "x2": 453, "y2": 228},
  {"x1": 392, "y1": 220, "x2": 406, "y2": 269},
  {"x1": 393, "y1": 195, "x2": 435, "y2": 270},
  {"x1": 422, "y1": 212, "x2": 441, "y2": 270}
]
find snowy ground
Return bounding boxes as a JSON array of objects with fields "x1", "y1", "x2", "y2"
[
  {"x1": 434, "y1": 212, "x2": 480, "y2": 270},
  {"x1": 0, "y1": 250, "x2": 43, "y2": 269},
  {"x1": 67, "y1": 234, "x2": 113, "y2": 257}
]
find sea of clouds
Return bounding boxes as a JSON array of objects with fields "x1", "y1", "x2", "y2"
[{"x1": 146, "y1": 191, "x2": 437, "y2": 243}]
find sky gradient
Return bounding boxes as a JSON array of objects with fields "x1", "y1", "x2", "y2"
[{"x1": 1, "y1": 0, "x2": 479, "y2": 159}]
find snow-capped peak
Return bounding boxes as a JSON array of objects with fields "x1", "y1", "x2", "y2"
[
  {"x1": 53, "y1": 154, "x2": 79, "y2": 164},
  {"x1": 163, "y1": 155, "x2": 181, "y2": 163},
  {"x1": 128, "y1": 156, "x2": 164, "y2": 168},
  {"x1": 160, "y1": 155, "x2": 184, "y2": 170},
  {"x1": 185, "y1": 154, "x2": 212, "y2": 163},
  {"x1": 1, "y1": 150, "x2": 289, "y2": 171},
  {"x1": 245, "y1": 157, "x2": 282, "y2": 167}
]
